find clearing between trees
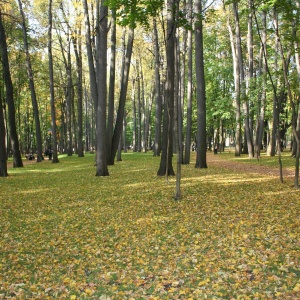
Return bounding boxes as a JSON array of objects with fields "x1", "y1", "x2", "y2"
[{"x1": 1, "y1": 152, "x2": 299, "y2": 299}]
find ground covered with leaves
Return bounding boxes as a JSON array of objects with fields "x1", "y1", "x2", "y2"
[{"x1": 1, "y1": 152, "x2": 299, "y2": 299}]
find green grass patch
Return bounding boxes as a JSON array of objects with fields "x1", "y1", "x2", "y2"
[{"x1": 1, "y1": 152, "x2": 299, "y2": 299}]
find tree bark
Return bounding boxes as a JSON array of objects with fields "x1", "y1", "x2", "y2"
[
  {"x1": 255, "y1": 10, "x2": 267, "y2": 159},
  {"x1": 137, "y1": 63, "x2": 142, "y2": 152},
  {"x1": 153, "y1": 18, "x2": 162, "y2": 157},
  {"x1": 0, "y1": 11, "x2": 23, "y2": 168},
  {"x1": 82, "y1": 0, "x2": 98, "y2": 123},
  {"x1": 195, "y1": 0, "x2": 207, "y2": 169},
  {"x1": 108, "y1": 27, "x2": 134, "y2": 165},
  {"x1": 131, "y1": 79, "x2": 137, "y2": 152},
  {"x1": 95, "y1": 0, "x2": 109, "y2": 176},
  {"x1": 107, "y1": 10, "x2": 116, "y2": 159},
  {"x1": 0, "y1": 90, "x2": 7, "y2": 177},
  {"x1": 226, "y1": 4, "x2": 241, "y2": 156},
  {"x1": 72, "y1": 11, "x2": 84, "y2": 157},
  {"x1": 184, "y1": 0, "x2": 193, "y2": 164},
  {"x1": 233, "y1": 1, "x2": 253, "y2": 158},
  {"x1": 275, "y1": 10, "x2": 300, "y2": 187},
  {"x1": 17, "y1": 0, "x2": 44, "y2": 162},
  {"x1": 48, "y1": 0, "x2": 59, "y2": 163},
  {"x1": 157, "y1": 0, "x2": 176, "y2": 176}
]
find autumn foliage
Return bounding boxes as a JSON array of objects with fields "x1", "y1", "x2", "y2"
[{"x1": 1, "y1": 152, "x2": 299, "y2": 299}]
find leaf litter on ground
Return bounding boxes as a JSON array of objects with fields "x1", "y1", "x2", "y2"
[{"x1": 0, "y1": 151, "x2": 299, "y2": 299}]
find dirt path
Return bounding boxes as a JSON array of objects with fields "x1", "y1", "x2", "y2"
[{"x1": 207, "y1": 152, "x2": 295, "y2": 178}]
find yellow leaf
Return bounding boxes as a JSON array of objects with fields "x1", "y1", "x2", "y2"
[
  {"x1": 85, "y1": 288, "x2": 93, "y2": 296},
  {"x1": 30, "y1": 285, "x2": 37, "y2": 292},
  {"x1": 293, "y1": 283, "x2": 300, "y2": 292},
  {"x1": 198, "y1": 279, "x2": 210, "y2": 286},
  {"x1": 63, "y1": 277, "x2": 71, "y2": 284},
  {"x1": 70, "y1": 296, "x2": 77, "y2": 300}
]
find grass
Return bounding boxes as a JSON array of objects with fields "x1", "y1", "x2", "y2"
[{"x1": 1, "y1": 152, "x2": 300, "y2": 299}]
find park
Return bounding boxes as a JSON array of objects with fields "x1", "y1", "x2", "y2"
[
  {"x1": 1, "y1": 151, "x2": 299, "y2": 299},
  {"x1": 1, "y1": 0, "x2": 300, "y2": 297}
]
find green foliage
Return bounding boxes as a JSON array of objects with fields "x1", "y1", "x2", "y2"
[
  {"x1": 1, "y1": 153, "x2": 300, "y2": 298},
  {"x1": 105, "y1": 0, "x2": 163, "y2": 28}
]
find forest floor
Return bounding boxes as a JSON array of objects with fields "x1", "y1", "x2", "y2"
[
  {"x1": 207, "y1": 151, "x2": 295, "y2": 179},
  {"x1": 1, "y1": 151, "x2": 300, "y2": 299}
]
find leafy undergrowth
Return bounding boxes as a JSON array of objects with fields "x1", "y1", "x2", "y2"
[{"x1": 1, "y1": 152, "x2": 299, "y2": 299}]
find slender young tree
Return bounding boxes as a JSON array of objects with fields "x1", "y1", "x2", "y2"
[
  {"x1": 131, "y1": 78, "x2": 137, "y2": 152},
  {"x1": 17, "y1": 0, "x2": 44, "y2": 162},
  {"x1": 0, "y1": 10, "x2": 23, "y2": 168},
  {"x1": 48, "y1": 0, "x2": 59, "y2": 163},
  {"x1": 74, "y1": 28, "x2": 84, "y2": 157},
  {"x1": 225, "y1": 3, "x2": 241, "y2": 156},
  {"x1": 0, "y1": 89, "x2": 7, "y2": 177},
  {"x1": 82, "y1": 0, "x2": 98, "y2": 122},
  {"x1": 195, "y1": 0, "x2": 207, "y2": 169},
  {"x1": 153, "y1": 18, "x2": 162, "y2": 157},
  {"x1": 107, "y1": 9, "x2": 116, "y2": 159},
  {"x1": 255, "y1": 10, "x2": 267, "y2": 159},
  {"x1": 184, "y1": 0, "x2": 193, "y2": 164},
  {"x1": 108, "y1": 27, "x2": 134, "y2": 165}
]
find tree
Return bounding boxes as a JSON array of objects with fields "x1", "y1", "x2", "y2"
[
  {"x1": 233, "y1": 1, "x2": 253, "y2": 158},
  {"x1": 275, "y1": 7, "x2": 300, "y2": 188},
  {"x1": 17, "y1": 0, "x2": 44, "y2": 162},
  {"x1": 107, "y1": 9, "x2": 116, "y2": 160},
  {"x1": 108, "y1": 27, "x2": 134, "y2": 165},
  {"x1": 0, "y1": 10, "x2": 23, "y2": 168},
  {"x1": 95, "y1": 0, "x2": 109, "y2": 176},
  {"x1": 153, "y1": 18, "x2": 162, "y2": 157},
  {"x1": 184, "y1": 0, "x2": 193, "y2": 164},
  {"x1": 0, "y1": 88, "x2": 7, "y2": 177},
  {"x1": 73, "y1": 22, "x2": 84, "y2": 158},
  {"x1": 194, "y1": 0, "x2": 207, "y2": 169},
  {"x1": 157, "y1": 0, "x2": 176, "y2": 176},
  {"x1": 48, "y1": 0, "x2": 59, "y2": 163},
  {"x1": 254, "y1": 9, "x2": 267, "y2": 160}
]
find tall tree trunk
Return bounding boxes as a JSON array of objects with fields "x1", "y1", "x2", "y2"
[
  {"x1": 82, "y1": 0, "x2": 98, "y2": 125},
  {"x1": 107, "y1": 9, "x2": 116, "y2": 158},
  {"x1": 0, "y1": 11, "x2": 23, "y2": 168},
  {"x1": 137, "y1": 64, "x2": 142, "y2": 152},
  {"x1": 71, "y1": 9, "x2": 84, "y2": 157},
  {"x1": 48, "y1": 0, "x2": 59, "y2": 163},
  {"x1": 153, "y1": 18, "x2": 162, "y2": 157},
  {"x1": 157, "y1": 0, "x2": 176, "y2": 176},
  {"x1": 0, "y1": 89, "x2": 8, "y2": 177},
  {"x1": 275, "y1": 12, "x2": 300, "y2": 188},
  {"x1": 226, "y1": 4, "x2": 241, "y2": 156},
  {"x1": 108, "y1": 27, "x2": 134, "y2": 165},
  {"x1": 255, "y1": 10, "x2": 267, "y2": 159},
  {"x1": 95, "y1": 0, "x2": 109, "y2": 176},
  {"x1": 66, "y1": 42, "x2": 73, "y2": 156},
  {"x1": 178, "y1": 28, "x2": 185, "y2": 164},
  {"x1": 233, "y1": 2, "x2": 253, "y2": 158},
  {"x1": 175, "y1": 24, "x2": 183, "y2": 199},
  {"x1": 131, "y1": 79, "x2": 137, "y2": 152},
  {"x1": 195, "y1": 0, "x2": 207, "y2": 169},
  {"x1": 17, "y1": 0, "x2": 44, "y2": 162},
  {"x1": 184, "y1": 0, "x2": 193, "y2": 164},
  {"x1": 140, "y1": 58, "x2": 147, "y2": 153},
  {"x1": 145, "y1": 89, "x2": 153, "y2": 152}
]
